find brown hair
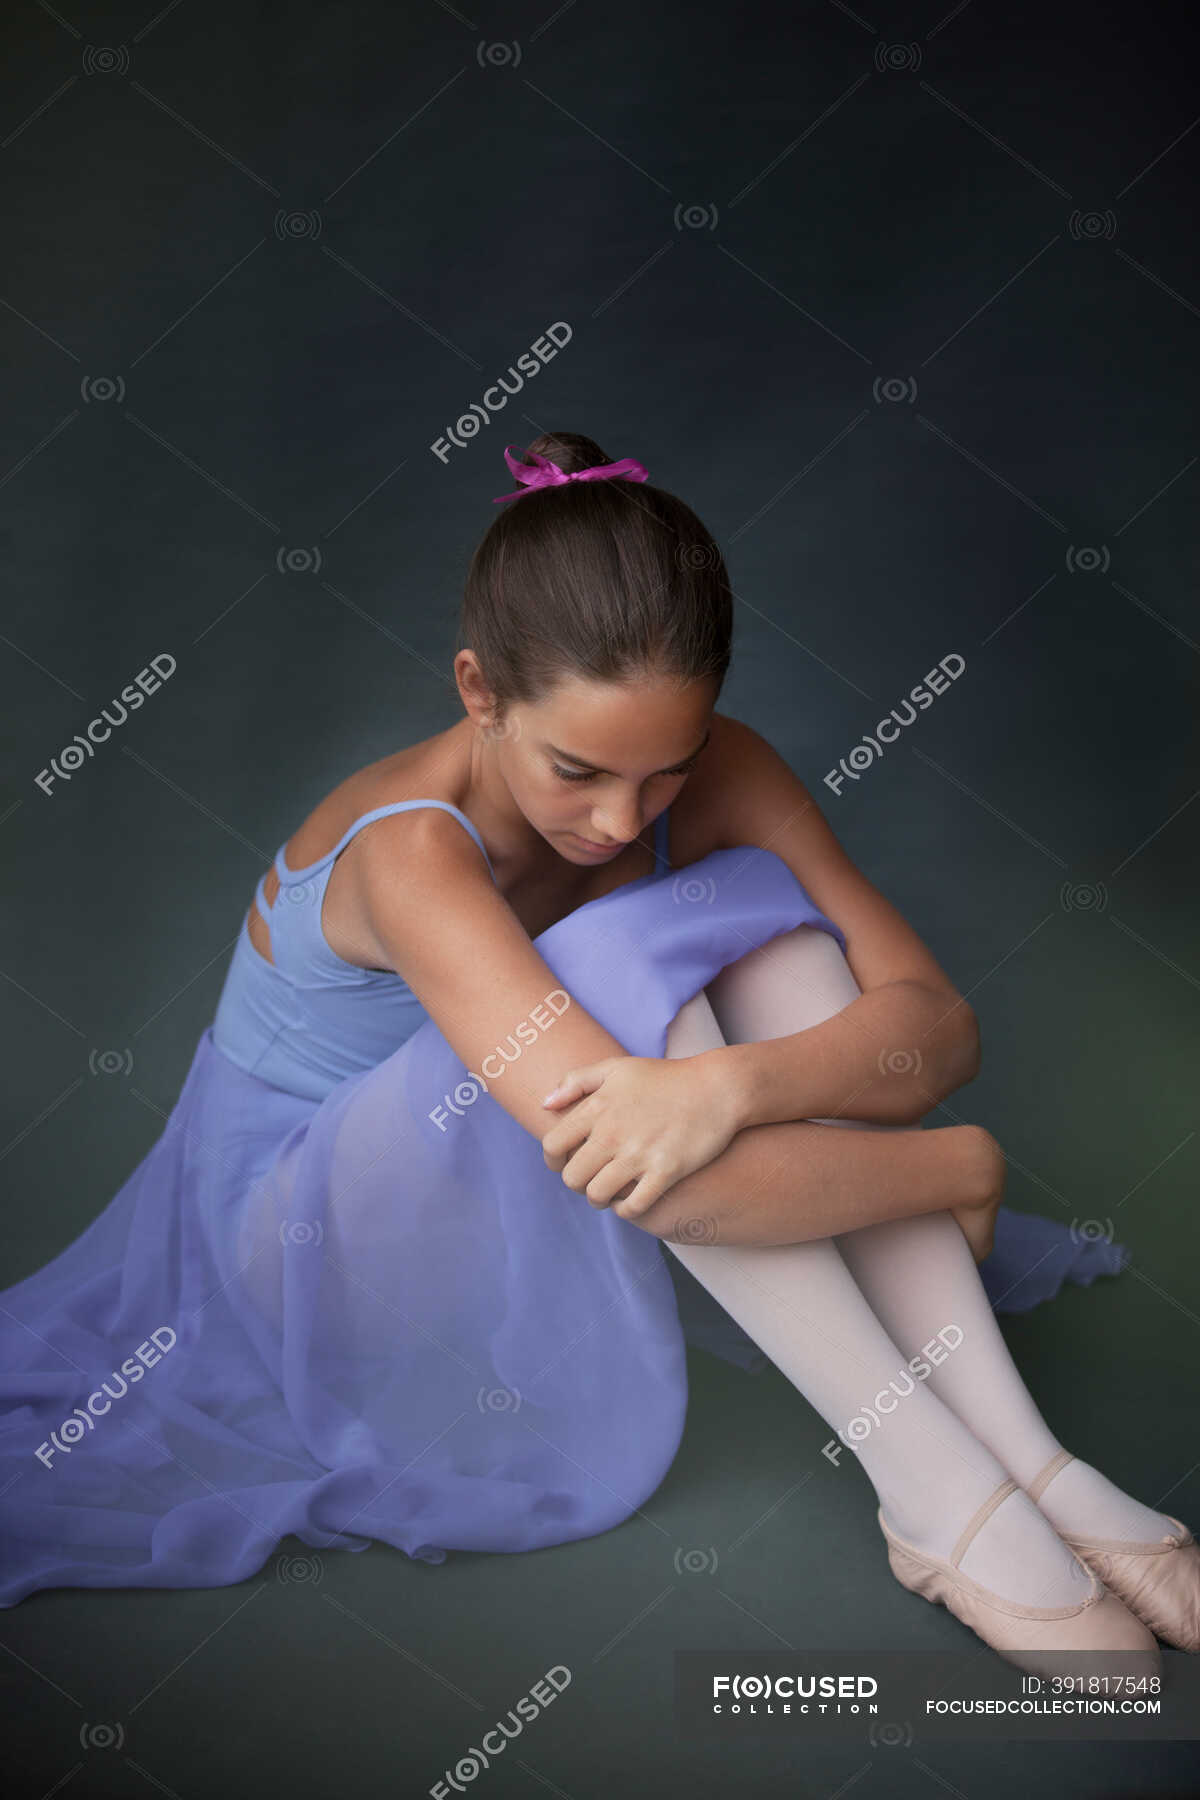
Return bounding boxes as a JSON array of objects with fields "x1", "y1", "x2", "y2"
[{"x1": 456, "y1": 431, "x2": 733, "y2": 715}]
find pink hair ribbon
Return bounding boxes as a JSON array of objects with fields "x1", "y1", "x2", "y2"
[{"x1": 492, "y1": 443, "x2": 650, "y2": 504}]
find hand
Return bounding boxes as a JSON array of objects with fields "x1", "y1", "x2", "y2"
[
  {"x1": 950, "y1": 1189, "x2": 1001, "y2": 1264},
  {"x1": 540, "y1": 1050, "x2": 744, "y2": 1220},
  {"x1": 950, "y1": 1128, "x2": 1005, "y2": 1263}
]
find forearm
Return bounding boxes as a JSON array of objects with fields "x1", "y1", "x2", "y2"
[
  {"x1": 717, "y1": 979, "x2": 980, "y2": 1129},
  {"x1": 633, "y1": 1114, "x2": 997, "y2": 1249}
]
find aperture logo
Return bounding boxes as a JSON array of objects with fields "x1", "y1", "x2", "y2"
[{"x1": 36, "y1": 654, "x2": 176, "y2": 795}]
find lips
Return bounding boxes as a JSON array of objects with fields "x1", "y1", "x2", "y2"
[{"x1": 572, "y1": 834, "x2": 621, "y2": 853}]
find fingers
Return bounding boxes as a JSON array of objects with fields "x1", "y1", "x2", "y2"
[
  {"x1": 541, "y1": 1097, "x2": 597, "y2": 1161},
  {"x1": 554, "y1": 1142, "x2": 664, "y2": 1215},
  {"x1": 541, "y1": 1060, "x2": 612, "y2": 1108},
  {"x1": 611, "y1": 1175, "x2": 667, "y2": 1220},
  {"x1": 558, "y1": 1139, "x2": 621, "y2": 1204},
  {"x1": 587, "y1": 1156, "x2": 670, "y2": 1217},
  {"x1": 582, "y1": 1158, "x2": 644, "y2": 1208}
]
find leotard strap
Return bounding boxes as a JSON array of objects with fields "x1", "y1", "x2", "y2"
[{"x1": 273, "y1": 800, "x2": 496, "y2": 885}]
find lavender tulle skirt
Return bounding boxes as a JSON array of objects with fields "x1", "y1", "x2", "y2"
[{"x1": 0, "y1": 849, "x2": 1128, "y2": 1606}]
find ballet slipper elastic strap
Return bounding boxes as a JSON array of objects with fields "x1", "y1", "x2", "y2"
[
  {"x1": 949, "y1": 1477, "x2": 1019, "y2": 1569},
  {"x1": 1025, "y1": 1448, "x2": 1076, "y2": 1504}
]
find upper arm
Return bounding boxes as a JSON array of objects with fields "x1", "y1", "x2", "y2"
[
  {"x1": 706, "y1": 716, "x2": 973, "y2": 1013},
  {"x1": 349, "y1": 809, "x2": 633, "y2": 1144}
]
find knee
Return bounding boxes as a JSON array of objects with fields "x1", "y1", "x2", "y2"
[
  {"x1": 706, "y1": 922, "x2": 860, "y2": 1041},
  {"x1": 664, "y1": 986, "x2": 728, "y2": 1060}
]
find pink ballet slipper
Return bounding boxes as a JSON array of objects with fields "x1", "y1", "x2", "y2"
[
  {"x1": 1024, "y1": 1449, "x2": 1200, "y2": 1654},
  {"x1": 879, "y1": 1475, "x2": 1161, "y2": 1682}
]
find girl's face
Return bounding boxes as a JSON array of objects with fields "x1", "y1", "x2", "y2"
[{"x1": 478, "y1": 669, "x2": 717, "y2": 863}]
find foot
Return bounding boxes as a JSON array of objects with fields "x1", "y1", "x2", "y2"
[
  {"x1": 881, "y1": 1476, "x2": 1095, "y2": 1609},
  {"x1": 879, "y1": 1476, "x2": 1160, "y2": 1680},
  {"x1": 1024, "y1": 1448, "x2": 1200, "y2": 1652},
  {"x1": 1025, "y1": 1447, "x2": 1181, "y2": 1547}
]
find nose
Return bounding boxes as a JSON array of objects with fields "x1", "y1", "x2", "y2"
[{"x1": 590, "y1": 805, "x2": 642, "y2": 846}]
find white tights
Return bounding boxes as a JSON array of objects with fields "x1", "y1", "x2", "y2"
[{"x1": 660, "y1": 926, "x2": 1174, "y2": 1604}]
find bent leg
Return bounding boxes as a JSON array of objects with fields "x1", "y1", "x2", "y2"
[
  {"x1": 658, "y1": 987, "x2": 1090, "y2": 1605},
  {"x1": 703, "y1": 924, "x2": 1179, "y2": 1546}
]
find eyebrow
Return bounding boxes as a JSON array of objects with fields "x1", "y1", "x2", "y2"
[{"x1": 545, "y1": 727, "x2": 711, "y2": 776}]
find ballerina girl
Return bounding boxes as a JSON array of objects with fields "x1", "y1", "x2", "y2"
[{"x1": 2, "y1": 433, "x2": 1196, "y2": 1680}]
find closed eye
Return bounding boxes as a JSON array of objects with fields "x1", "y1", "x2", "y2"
[{"x1": 551, "y1": 757, "x2": 700, "y2": 785}]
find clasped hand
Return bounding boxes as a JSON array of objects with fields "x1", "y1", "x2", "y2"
[{"x1": 540, "y1": 1050, "x2": 743, "y2": 1220}]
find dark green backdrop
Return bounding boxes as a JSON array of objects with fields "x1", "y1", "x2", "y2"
[{"x1": 2, "y1": 0, "x2": 1197, "y2": 1793}]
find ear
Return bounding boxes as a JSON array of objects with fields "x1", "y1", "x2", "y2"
[{"x1": 453, "y1": 650, "x2": 498, "y2": 728}]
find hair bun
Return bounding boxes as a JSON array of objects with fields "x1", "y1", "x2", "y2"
[{"x1": 518, "y1": 431, "x2": 611, "y2": 477}]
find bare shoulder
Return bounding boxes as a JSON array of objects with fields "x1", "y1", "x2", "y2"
[
  {"x1": 349, "y1": 791, "x2": 490, "y2": 890},
  {"x1": 278, "y1": 727, "x2": 469, "y2": 873},
  {"x1": 249, "y1": 728, "x2": 472, "y2": 965},
  {"x1": 338, "y1": 795, "x2": 492, "y2": 955}
]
